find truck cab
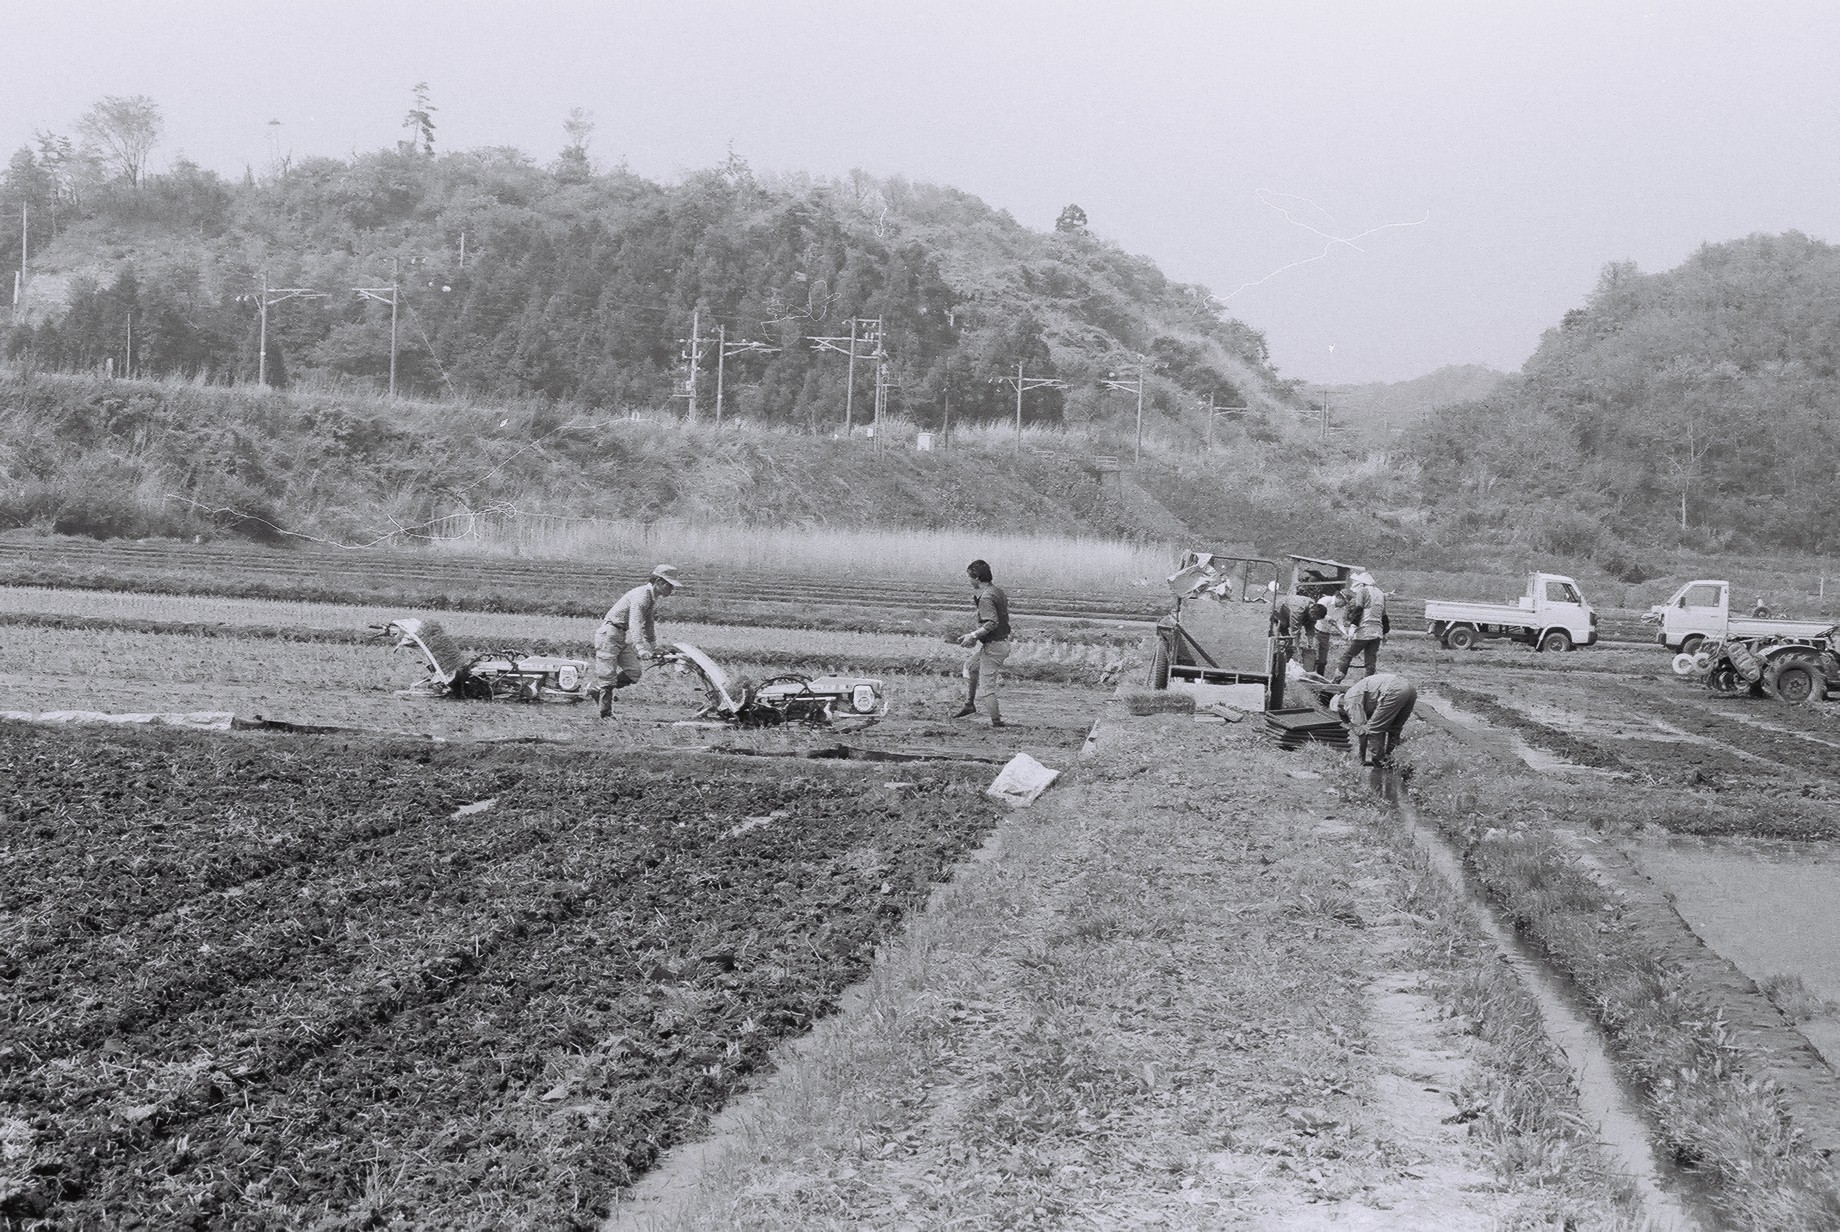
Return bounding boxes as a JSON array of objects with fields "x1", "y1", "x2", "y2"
[{"x1": 1649, "y1": 579, "x2": 1833, "y2": 654}]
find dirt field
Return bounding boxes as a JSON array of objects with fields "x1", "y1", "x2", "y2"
[{"x1": 11, "y1": 573, "x2": 1840, "y2": 1227}]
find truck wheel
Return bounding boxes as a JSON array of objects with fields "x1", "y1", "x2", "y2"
[
  {"x1": 1765, "y1": 657, "x2": 1824, "y2": 705},
  {"x1": 1149, "y1": 639, "x2": 1171, "y2": 689},
  {"x1": 1538, "y1": 630, "x2": 1573, "y2": 653},
  {"x1": 1678, "y1": 634, "x2": 1705, "y2": 658},
  {"x1": 1444, "y1": 625, "x2": 1478, "y2": 652}
]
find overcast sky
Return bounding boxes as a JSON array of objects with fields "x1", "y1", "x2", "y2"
[{"x1": 7, "y1": 1, "x2": 1839, "y2": 384}]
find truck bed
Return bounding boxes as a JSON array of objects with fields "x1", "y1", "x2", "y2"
[{"x1": 1423, "y1": 600, "x2": 1540, "y2": 628}]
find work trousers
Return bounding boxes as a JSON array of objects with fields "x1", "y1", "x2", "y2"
[{"x1": 1334, "y1": 637, "x2": 1381, "y2": 681}]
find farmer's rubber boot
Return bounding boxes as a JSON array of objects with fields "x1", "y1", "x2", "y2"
[{"x1": 597, "y1": 686, "x2": 613, "y2": 719}]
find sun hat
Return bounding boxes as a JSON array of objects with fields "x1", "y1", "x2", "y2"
[{"x1": 651, "y1": 564, "x2": 685, "y2": 588}]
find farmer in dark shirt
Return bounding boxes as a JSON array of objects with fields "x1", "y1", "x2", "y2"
[
  {"x1": 1275, "y1": 594, "x2": 1330, "y2": 675},
  {"x1": 954, "y1": 559, "x2": 1011, "y2": 728}
]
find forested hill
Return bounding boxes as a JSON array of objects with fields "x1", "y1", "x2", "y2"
[
  {"x1": 0, "y1": 141, "x2": 1298, "y2": 440},
  {"x1": 1405, "y1": 232, "x2": 1840, "y2": 555}
]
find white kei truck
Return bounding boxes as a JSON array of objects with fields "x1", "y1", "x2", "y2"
[
  {"x1": 1646, "y1": 580, "x2": 1833, "y2": 655},
  {"x1": 1424, "y1": 573, "x2": 1598, "y2": 653}
]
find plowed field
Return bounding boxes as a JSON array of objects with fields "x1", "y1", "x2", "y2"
[{"x1": 0, "y1": 724, "x2": 1004, "y2": 1229}]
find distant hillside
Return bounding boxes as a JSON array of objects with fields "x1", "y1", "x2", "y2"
[
  {"x1": 1407, "y1": 232, "x2": 1840, "y2": 556},
  {"x1": 0, "y1": 136, "x2": 1311, "y2": 449},
  {"x1": 1318, "y1": 364, "x2": 1507, "y2": 445},
  {"x1": 0, "y1": 368, "x2": 1417, "y2": 565}
]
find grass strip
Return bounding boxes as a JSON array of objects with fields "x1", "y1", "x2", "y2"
[{"x1": 608, "y1": 710, "x2": 1628, "y2": 1229}]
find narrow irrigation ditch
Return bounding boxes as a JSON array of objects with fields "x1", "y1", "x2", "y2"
[{"x1": 1374, "y1": 766, "x2": 1706, "y2": 1232}]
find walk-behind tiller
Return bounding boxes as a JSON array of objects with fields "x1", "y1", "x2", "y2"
[{"x1": 381, "y1": 618, "x2": 889, "y2": 725}]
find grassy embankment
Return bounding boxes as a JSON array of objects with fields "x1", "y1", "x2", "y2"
[
  {"x1": 605, "y1": 709, "x2": 1636, "y2": 1230},
  {"x1": 1399, "y1": 724, "x2": 1840, "y2": 1230}
]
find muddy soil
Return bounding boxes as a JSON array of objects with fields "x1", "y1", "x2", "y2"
[
  {"x1": 0, "y1": 626, "x2": 1104, "y2": 764},
  {"x1": 0, "y1": 723, "x2": 1006, "y2": 1229}
]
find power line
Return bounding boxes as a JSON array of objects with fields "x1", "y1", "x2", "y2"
[
  {"x1": 807, "y1": 317, "x2": 881, "y2": 437},
  {"x1": 1100, "y1": 360, "x2": 1147, "y2": 465},
  {"x1": 992, "y1": 362, "x2": 1066, "y2": 459}
]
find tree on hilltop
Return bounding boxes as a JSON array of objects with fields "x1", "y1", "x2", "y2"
[
  {"x1": 1055, "y1": 203, "x2": 1088, "y2": 234},
  {"x1": 77, "y1": 95, "x2": 163, "y2": 186},
  {"x1": 556, "y1": 108, "x2": 594, "y2": 182},
  {"x1": 402, "y1": 83, "x2": 437, "y2": 156}
]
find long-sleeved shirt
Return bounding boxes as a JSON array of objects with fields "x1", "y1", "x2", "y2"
[
  {"x1": 1348, "y1": 582, "x2": 1387, "y2": 639},
  {"x1": 1341, "y1": 672, "x2": 1416, "y2": 736},
  {"x1": 597, "y1": 582, "x2": 658, "y2": 648},
  {"x1": 971, "y1": 582, "x2": 1011, "y2": 644}
]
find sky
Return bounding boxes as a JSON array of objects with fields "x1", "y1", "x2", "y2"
[{"x1": 6, "y1": 1, "x2": 1839, "y2": 384}]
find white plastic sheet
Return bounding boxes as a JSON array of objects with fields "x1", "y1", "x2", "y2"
[{"x1": 986, "y1": 752, "x2": 1061, "y2": 808}]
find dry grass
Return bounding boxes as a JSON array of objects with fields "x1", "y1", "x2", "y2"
[{"x1": 423, "y1": 514, "x2": 1175, "y2": 592}]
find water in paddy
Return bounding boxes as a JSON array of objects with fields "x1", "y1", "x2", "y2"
[{"x1": 1634, "y1": 832, "x2": 1840, "y2": 1067}]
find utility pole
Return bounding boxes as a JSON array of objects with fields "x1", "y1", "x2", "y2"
[
  {"x1": 353, "y1": 262, "x2": 401, "y2": 397},
  {"x1": 993, "y1": 362, "x2": 1067, "y2": 459},
  {"x1": 1203, "y1": 394, "x2": 1250, "y2": 450},
  {"x1": 256, "y1": 271, "x2": 327, "y2": 387},
  {"x1": 872, "y1": 343, "x2": 892, "y2": 454},
  {"x1": 1297, "y1": 390, "x2": 1336, "y2": 440},
  {"x1": 14, "y1": 202, "x2": 23, "y2": 310},
  {"x1": 807, "y1": 317, "x2": 881, "y2": 437},
  {"x1": 677, "y1": 308, "x2": 703, "y2": 421},
  {"x1": 714, "y1": 326, "x2": 780, "y2": 426},
  {"x1": 1100, "y1": 361, "x2": 1147, "y2": 465}
]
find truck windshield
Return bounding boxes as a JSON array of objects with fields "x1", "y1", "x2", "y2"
[{"x1": 1681, "y1": 583, "x2": 1722, "y2": 608}]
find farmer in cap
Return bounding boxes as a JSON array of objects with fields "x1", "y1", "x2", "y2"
[
  {"x1": 590, "y1": 565, "x2": 683, "y2": 718},
  {"x1": 1328, "y1": 670, "x2": 1417, "y2": 766},
  {"x1": 953, "y1": 558, "x2": 1011, "y2": 729},
  {"x1": 1331, "y1": 573, "x2": 1388, "y2": 683}
]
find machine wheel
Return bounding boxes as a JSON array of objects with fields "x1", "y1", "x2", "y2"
[
  {"x1": 1444, "y1": 624, "x2": 1478, "y2": 651},
  {"x1": 1670, "y1": 652, "x2": 1698, "y2": 677},
  {"x1": 1678, "y1": 634, "x2": 1706, "y2": 658},
  {"x1": 1149, "y1": 639, "x2": 1171, "y2": 689},
  {"x1": 1538, "y1": 629, "x2": 1572, "y2": 653},
  {"x1": 1764, "y1": 656, "x2": 1825, "y2": 705},
  {"x1": 1706, "y1": 665, "x2": 1744, "y2": 695}
]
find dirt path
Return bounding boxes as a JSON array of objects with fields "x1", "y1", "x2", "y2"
[{"x1": 602, "y1": 708, "x2": 1626, "y2": 1229}]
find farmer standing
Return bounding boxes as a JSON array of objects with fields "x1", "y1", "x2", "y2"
[
  {"x1": 1331, "y1": 572, "x2": 1388, "y2": 683},
  {"x1": 590, "y1": 565, "x2": 683, "y2": 718},
  {"x1": 1330, "y1": 670, "x2": 1418, "y2": 766},
  {"x1": 954, "y1": 559, "x2": 1011, "y2": 729}
]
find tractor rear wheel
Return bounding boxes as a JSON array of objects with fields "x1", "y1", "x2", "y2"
[
  {"x1": 1149, "y1": 639, "x2": 1171, "y2": 689},
  {"x1": 1765, "y1": 656, "x2": 1824, "y2": 705},
  {"x1": 1538, "y1": 629, "x2": 1572, "y2": 653},
  {"x1": 1678, "y1": 634, "x2": 1706, "y2": 658},
  {"x1": 1444, "y1": 624, "x2": 1478, "y2": 651}
]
